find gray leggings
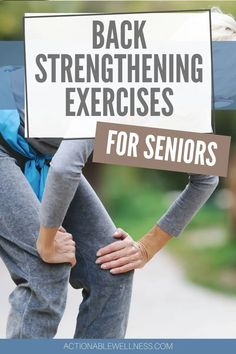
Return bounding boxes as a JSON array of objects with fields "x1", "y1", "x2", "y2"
[{"x1": 0, "y1": 145, "x2": 133, "y2": 338}]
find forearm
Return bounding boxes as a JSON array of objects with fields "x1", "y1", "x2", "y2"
[
  {"x1": 40, "y1": 139, "x2": 94, "y2": 229},
  {"x1": 158, "y1": 174, "x2": 219, "y2": 237},
  {"x1": 40, "y1": 166, "x2": 79, "y2": 229},
  {"x1": 137, "y1": 174, "x2": 219, "y2": 261},
  {"x1": 97, "y1": 175, "x2": 219, "y2": 273}
]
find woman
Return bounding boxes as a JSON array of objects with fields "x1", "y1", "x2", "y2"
[
  {"x1": 0, "y1": 65, "x2": 72, "y2": 338},
  {"x1": 37, "y1": 140, "x2": 218, "y2": 274},
  {"x1": 0, "y1": 66, "x2": 133, "y2": 339},
  {"x1": 38, "y1": 7, "x2": 236, "y2": 276}
]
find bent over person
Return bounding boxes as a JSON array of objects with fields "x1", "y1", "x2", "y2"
[{"x1": 0, "y1": 66, "x2": 133, "y2": 338}]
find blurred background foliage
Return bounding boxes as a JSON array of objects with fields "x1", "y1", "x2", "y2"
[
  {"x1": 1, "y1": 1, "x2": 236, "y2": 294},
  {"x1": 0, "y1": 1, "x2": 236, "y2": 39}
]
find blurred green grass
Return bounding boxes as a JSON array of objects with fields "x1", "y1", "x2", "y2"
[
  {"x1": 102, "y1": 165, "x2": 226, "y2": 239},
  {"x1": 102, "y1": 166, "x2": 169, "y2": 238},
  {"x1": 168, "y1": 234, "x2": 236, "y2": 296},
  {"x1": 0, "y1": 1, "x2": 235, "y2": 40}
]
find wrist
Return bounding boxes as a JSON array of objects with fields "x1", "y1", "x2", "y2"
[
  {"x1": 36, "y1": 237, "x2": 54, "y2": 256},
  {"x1": 38, "y1": 226, "x2": 58, "y2": 247},
  {"x1": 37, "y1": 226, "x2": 58, "y2": 257},
  {"x1": 136, "y1": 241, "x2": 149, "y2": 263},
  {"x1": 138, "y1": 225, "x2": 172, "y2": 262}
]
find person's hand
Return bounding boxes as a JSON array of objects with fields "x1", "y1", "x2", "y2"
[
  {"x1": 37, "y1": 226, "x2": 77, "y2": 267},
  {"x1": 96, "y1": 228, "x2": 148, "y2": 274}
]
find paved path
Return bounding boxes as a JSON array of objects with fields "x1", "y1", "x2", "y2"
[{"x1": 1, "y1": 252, "x2": 236, "y2": 338}]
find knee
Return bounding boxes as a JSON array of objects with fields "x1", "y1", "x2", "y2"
[
  {"x1": 31, "y1": 259, "x2": 71, "y2": 284},
  {"x1": 96, "y1": 264, "x2": 134, "y2": 288},
  {"x1": 70, "y1": 254, "x2": 134, "y2": 290}
]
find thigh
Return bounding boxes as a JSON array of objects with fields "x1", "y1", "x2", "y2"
[
  {"x1": 63, "y1": 175, "x2": 133, "y2": 338},
  {"x1": 63, "y1": 175, "x2": 132, "y2": 286},
  {"x1": 63, "y1": 175, "x2": 116, "y2": 254},
  {"x1": 0, "y1": 152, "x2": 40, "y2": 253},
  {"x1": 0, "y1": 149, "x2": 71, "y2": 338},
  {"x1": 0, "y1": 151, "x2": 70, "y2": 280}
]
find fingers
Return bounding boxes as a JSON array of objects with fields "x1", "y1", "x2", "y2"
[
  {"x1": 113, "y1": 228, "x2": 129, "y2": 240},
  {"x1": 55, "y1": 232, "x2": 76, "y2": 266},
  {"x1": 59, "y1": 252, "x2": 76, "y2": 267},
  {"x1": 60, "y1": 236, "x2": 76, "y2": 252},
  {"x1": 65, "y1": 233, "x2": 73, "y2": 240},
  {"x1": 96, "y1": 228, "x2": 142, "y2": 274},
  {"x1": 55, "y1": 231, "x2": 74, "y2": 244},
  {"x1": 55, "y1": 231, "x2": 73, "y2": 242},
  {"x1": 97, "y1": 237, "x2": 134, "y2": 257},
  {"x1": 97, "y1": 240, "x2": 127, "y2": 257},
  {"x1": 38, "y1": 228, "x2": 76, "y2": 266},
  {"x1": 63, "y1": 244, "x2": 75, "y2": 252},
  {"x1": 60, "y1": 244, "x2": 76, "y2": 267},
  {"x1": 58, "y1": 226, "x2": 66, "y2": 233},
  {"x1": 110, "y1": 260, "x2": 143, "y2": 274},
  {"x1": 96, "y1": 243, "x2": 138, "y2": 264},
  {"x1": 100, "y1": 253, "x2": 140, "y2": 270},
  {"x1": 68, "y1": 254, "x2": 77, "y2": 267},
  {"x1": 62, "y1": 239, "x2": 75, "y2": 246}
]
